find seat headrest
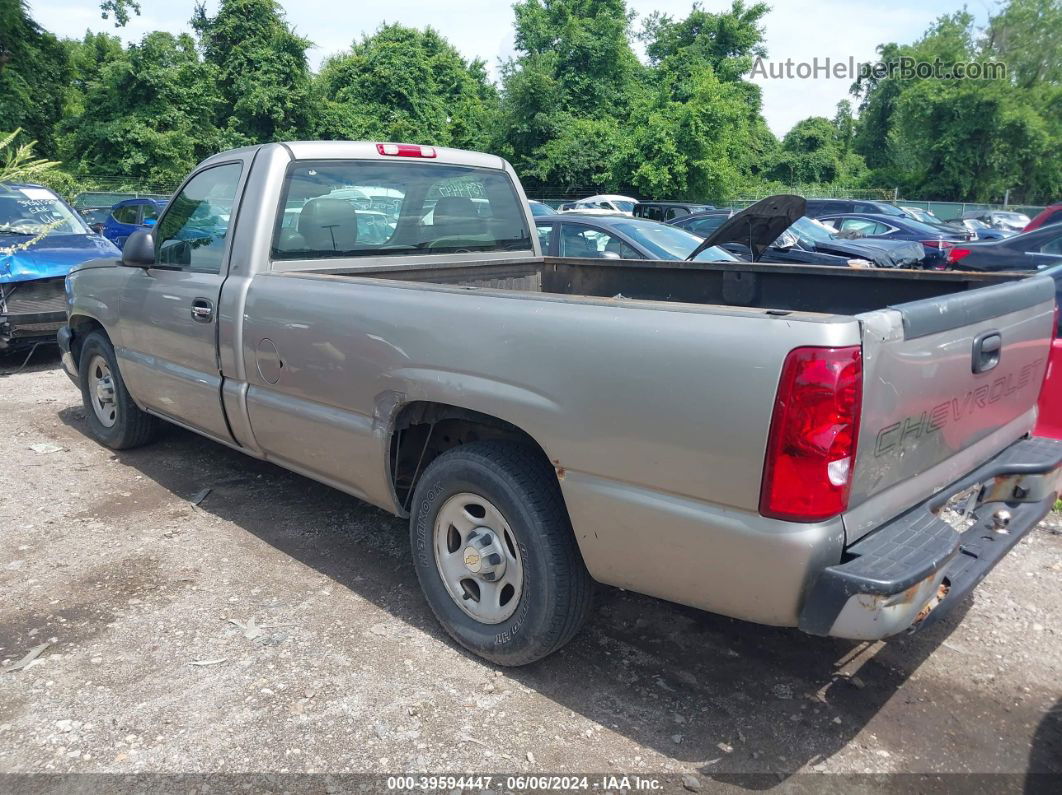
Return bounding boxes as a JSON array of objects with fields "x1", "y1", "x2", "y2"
[
  {"x1": 298, "y1": 198, "x2": 358, "y2": 251},
  {"x1": 433, "y1": 196, "x2": 477, "y2": 224}
]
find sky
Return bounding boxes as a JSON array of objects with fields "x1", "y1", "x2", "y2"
[{"x1": 32, "y1": 0, "x2": 996, "y2": 137}]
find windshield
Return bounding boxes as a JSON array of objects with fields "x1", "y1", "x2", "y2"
[
  {"x1": 613, "y1": 200, "x2": 636, "y2": 213},
  {"x1": 613, "y1": 220, "x2": 736, "y2": 262},
  {"x1": 529, "y1": 202, "x2": 557, "y2": 217},
  {"x1": 967, "y1": 219, "x2": 989, "y2": 229},
  {"x1": 995, "y1": 212, "x2": 1030, "y2": 226},
  {"x1": 905, "y1": 208, "x2": 938, "y2": 223},
  {"x1": 0, "y1": 187, "x2": 89, "y2": 236}
]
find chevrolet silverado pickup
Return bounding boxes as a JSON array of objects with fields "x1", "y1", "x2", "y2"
[{"x1": 59, "y1": 142, "x2": 1062, "y2": 665}]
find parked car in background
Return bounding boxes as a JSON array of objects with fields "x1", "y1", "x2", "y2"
[
  {"x1": 562, "y1": 194, "x2": 638, "y2": 215},
  {"x1": 1025, "y1": 204, "x2": 1062, "y2": 233},
  {"x1": 668, "y1": 209, "x2": 735, "y2": 238},
  {"x1": 632, "y1": 201, "x2": 714, "y2": 222},
  {"x1": 527, "y1": 200, "x2": 557, "y2": 217},
  {"x1": 947, "y1": 217, "x2": 1011, "y2": 241},
  {"x1": 78, "y1": 206, "x2": 112, "y2": 233},
  {"x1": 946, "y1": 224, "x2": 1062, "y2": 271},
  {"x1": 961, "y1": 210, "x2": 1031, "y2": 234},
  {"x1": 0, "y1": 182, "x2": 120, "y2": 350},
  {"x1": 900, "y1": 206, "x2": 945, "y2": 225},
  {"x1": 805, "y1": 198, "x2": 908, "y2": 219},
  {"x1": 101, "y1": 197, "x2": 168, "y2": 249},
  {"x1": 898, "y1": 207, "x2": 975, "y2": 240},
  {"x1": 71, "y1": 191, "x2": 168, "y2": 212},
  {"x1": 535, "y1": 214, "x2": 736, "y2": 262},
  {"x1": 817, "y1": 212, "x2": 969, "y2": 268},
  {"x1": 675, "y1": 198, "x2": 924, "y2": 268}
]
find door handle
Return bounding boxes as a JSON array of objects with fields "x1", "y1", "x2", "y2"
[
  {"x1": 972, "y1": 330, "x2": 1001, "y2": 374},
  {"x1": 191, "y1": 298, "x2": 214, "y2": 322}
]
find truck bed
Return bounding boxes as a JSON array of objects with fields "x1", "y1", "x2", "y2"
[{"x1": 303, "y1": 256, "x2": 1022, "y2": 316}]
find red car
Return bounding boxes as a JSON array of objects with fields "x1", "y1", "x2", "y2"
[
  {"x1": 1026, "y1": 203, "x2": 1062, "y2": 233},
  {"x1": 1036, "y1": 301, "x2": 1062, "y2": 440}
]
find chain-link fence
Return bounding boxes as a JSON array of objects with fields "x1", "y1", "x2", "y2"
[{"x1": 529, "y1": 185, "x2": 1047, "y2": 221}]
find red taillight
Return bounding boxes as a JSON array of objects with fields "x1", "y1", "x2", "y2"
[
  {"x1": 948, "y1": 247, "x2": 972, "y2": 265},
  {"x1": 921, "y1": 240, "x2": 954, "y2": 249},
  {"x1": 760, "y1": 346, "x2": 863, "y2": 522},
  {"x1": 376, "y1": 143, "x2": 437, "y2": 158}
]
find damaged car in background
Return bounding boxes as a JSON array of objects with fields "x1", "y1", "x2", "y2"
[
  {"x1": 1, "y1": 183, "x2": 119, "y2": 352},
  {"x1": 682, "y1": 195, "x2": 926, "y2": 268}
]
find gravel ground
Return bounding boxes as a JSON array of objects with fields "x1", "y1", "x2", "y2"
[{"x1": 0, "y1": 350, "x2": 1060, "y2": 788}]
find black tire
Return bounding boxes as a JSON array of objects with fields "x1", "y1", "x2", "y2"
[
  {"x1": 78, "y1": 330, "x2": 161, "y2": 450},
  {"x1": 410, "y1": 441, "x2": 593, "y2": 666}
]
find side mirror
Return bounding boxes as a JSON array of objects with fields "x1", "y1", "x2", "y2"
[
  {"x1": 122, "y1": 228, "x2": 156, "y2": 267},
  {"x1": 90, "y1": 223, "x2": 105, "y2": 235}
]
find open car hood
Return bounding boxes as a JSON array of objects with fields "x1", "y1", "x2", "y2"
[{"x1": 689, "y1": 195, "x2": 806, "y2": 261}]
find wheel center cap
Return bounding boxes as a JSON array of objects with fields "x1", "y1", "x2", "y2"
[
  {"x1": 96, "y1": 377, "x2": 114, "y2": 404},
  {"x1": 463, "y1": 546, "x2": 482, "y2": 572},
  {"x1": 463, "y1": 528, "x2": 507, "y2": 581}
]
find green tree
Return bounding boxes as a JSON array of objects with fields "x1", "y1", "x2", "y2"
[
  {"x1": 193, "y1": 0, "x2": 314, "y2": 146},
  {"x1": 497, "y1": 0, "x2": 645, "y2": 185},
  {"x1": 850, "y1": 1, "x2": 1061, "y2": 202},
  {"x1": 314, "y1": 24, "x2": 498, "y2": 152},
  {"x1": 0, "y1": 0, "x2": 70, "y2": 157},
  {"x1": 768, "y1": 105, "x2": 865, "y2": 186},
  {"x1": 983, "y1": 0, "x2": 1062, "y2": 89},
  {"x1": 61, "y1": 31, "x2": 126, "y2": 118},
  {"x1": 511, "y1": 0, "x2": 641, "y2": 118},
  {"x1": 640, "y1": 0, "x2": 768, "y2": 81},
  {"x1": 620, "y1": 0, "x2": 774, "y2": 198},
  {"x1": 66, "y1": 32, "x2": 222, "y2": 186}
]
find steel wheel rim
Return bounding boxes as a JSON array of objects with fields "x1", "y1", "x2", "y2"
[
  {"x1": 87, "y1": 354, "x2": 117, "y2": 428},
  {"x1": 433, "y1": 492, "x2": 523, "y2": 624}
]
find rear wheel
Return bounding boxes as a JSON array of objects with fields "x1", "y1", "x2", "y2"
[
  {"x1": 410, "y1": 441, "x2": 593, "y2": 666},
  {"x1": 78, "y1": 331, "x2": 161, "y2": 449}
]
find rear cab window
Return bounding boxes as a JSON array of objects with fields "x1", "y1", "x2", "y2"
[{"x1": 271, "y1": 160, "x2": 533, "y2": 260}]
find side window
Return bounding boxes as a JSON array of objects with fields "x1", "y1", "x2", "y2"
[
  {"x1": 1041, "y1": 233, "x2": 1062, "y2": 256},
  {"x1": 156, "y1": 163, "x2": 243, "y2": 273},
  {"x1": 112, "y1": 205, "x2": 138, "y2": 224},
  {"x1": 141, "y1": 203, "x2": 160, "y2": 224},
  {"x1": 558, "y1": 225, "x2": 637, "y2": 258},
  {"x1": 839, "y1": 218, "x2": 876, "y2": 234},
  {"x1": 536, "y1": 224, "x2": 553, "y2": 252},
  {"x1": 689, "y1": 216, "x2": 727, "y2": 235}
]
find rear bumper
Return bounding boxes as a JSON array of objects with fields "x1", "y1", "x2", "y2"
[{"x1": 800, "y1": 436, "x2": 1062, "y2": 640}]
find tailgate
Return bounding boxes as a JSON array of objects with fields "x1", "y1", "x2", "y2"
[{"x1": 845, "y1": 276, "x2": 1056, "y2": 541}]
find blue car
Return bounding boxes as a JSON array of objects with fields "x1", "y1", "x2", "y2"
[
  {"x1": 817, "y1": 212, "x2": 969, "y2": 268},
  {"x1": 1, "y1": 183, "x2": 120, "y2": 350},
  {"x1": 101, "y1": 197, "x2": 168, "y2": 249}
]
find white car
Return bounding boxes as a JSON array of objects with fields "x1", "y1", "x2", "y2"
[{"x1": 563, "y1": 194, "x2": 638, "y2": 215}]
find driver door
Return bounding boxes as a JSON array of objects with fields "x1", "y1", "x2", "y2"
[{"x1": 117, "y1": 161, "x2": 247, "y2": 442}]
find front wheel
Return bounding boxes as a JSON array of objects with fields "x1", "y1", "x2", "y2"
[
  {"x1": 78, "y1": 331, "x2": 161, "y2": 450},
  {"x1": 409, "y1": 441, "x2": 593, "y2": 666}
]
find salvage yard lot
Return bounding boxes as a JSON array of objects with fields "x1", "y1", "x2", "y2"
[{"x1": 1, "y1": 353, "x2": 1060, "y2": 782}]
